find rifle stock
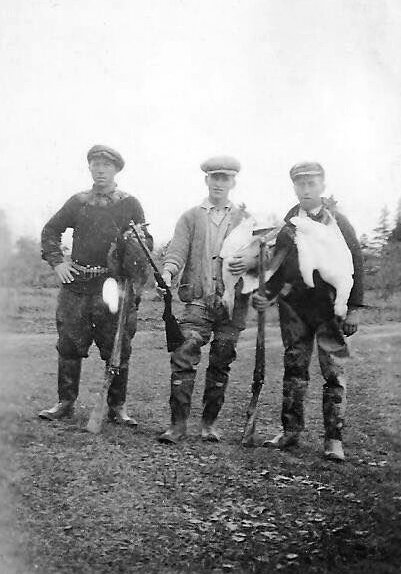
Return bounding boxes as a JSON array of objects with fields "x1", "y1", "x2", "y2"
[
  {"x1": 86, "y1": 278, "x2": 130, "y2": 434},
  {"x1": 129, "y1": 223, "x2": 185, "y2": 352}
]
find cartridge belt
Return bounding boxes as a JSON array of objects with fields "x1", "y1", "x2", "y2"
[{"x1": 72, "y1": 261, "x2": 109, "y2": 277}]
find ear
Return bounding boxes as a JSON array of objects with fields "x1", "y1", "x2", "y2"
[{"x1": 205, "y1": 175, "x2": 209, "y2": 186}]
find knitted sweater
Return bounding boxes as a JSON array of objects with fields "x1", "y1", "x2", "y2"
[{"x1": 41, "y1": 185, "x2": 153, "y2": 293}]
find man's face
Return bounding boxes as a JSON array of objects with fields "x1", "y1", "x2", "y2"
[
  {"x1": 293, "y1": 175, "x2": 325, "y2": 211},
  {"x1": 206, "y1": 172, "x2": 236, "y2": 205},
  {"x1": 89, "y1": 157, "x2": 118, "y2": 188}
]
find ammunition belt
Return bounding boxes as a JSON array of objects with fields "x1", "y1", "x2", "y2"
[{"x1": 72, "y1": 261, "x2": 109, "y2": 278}]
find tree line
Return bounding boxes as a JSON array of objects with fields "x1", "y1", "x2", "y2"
[{"x1": 0, "y1": 203, "x2": 400, "y2": 296}]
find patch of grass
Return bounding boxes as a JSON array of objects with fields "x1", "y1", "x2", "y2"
[
  {"x1": 362, "y1": 290, "x2": 401, "y2": 323},
  {"x1": 4, "y1": 285, "x2": 401, "y2": 336},
  {"x1": 0, "y1": 286, "x2": 280, "y2": 334}
]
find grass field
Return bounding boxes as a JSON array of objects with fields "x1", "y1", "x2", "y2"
[
  {"x1": 0, "y1": 287, "x2": 400, "y2": 573},
  {"x1": 2, "y1": 286, "x2": 401, "y2": 334}
]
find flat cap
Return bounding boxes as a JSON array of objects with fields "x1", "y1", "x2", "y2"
[
  {"x1": 87, "y1": 145, "x2": 125, "y2": 172},
  {"x1": 201, "y1": 155, "x2": 241, "y2": 175},
  {"x1": 289, "y1": 162, "x2": 324, "y2": 181}
]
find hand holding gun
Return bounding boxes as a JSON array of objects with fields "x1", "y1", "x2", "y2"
[{"x1": 129, "y1": 222, "x2": 185, "y2": 352}]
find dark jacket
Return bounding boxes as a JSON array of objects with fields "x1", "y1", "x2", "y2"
[{"x1": 266, "y1": 204, "x2": 364, "y2": 308}]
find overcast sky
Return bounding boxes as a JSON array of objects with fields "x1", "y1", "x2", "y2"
[{"x1": 1, "y1": 0, "x2": 401, "y2": 244}]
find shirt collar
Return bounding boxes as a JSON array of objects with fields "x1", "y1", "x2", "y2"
[{"x1": 200, "y1": 197, "x2": 233, "y2": 211}]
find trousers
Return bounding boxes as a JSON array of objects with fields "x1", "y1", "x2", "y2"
[
  {"x1": 169, "y1": 295, "x2": 249, "y2": 422},
  {"x1": 278, "y1": 292, "x2": 349, "y2": 440},
  {"x1": 55, "y1": 285, "x2": 137, "y2": 406}
]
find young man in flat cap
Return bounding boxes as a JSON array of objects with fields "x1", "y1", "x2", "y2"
[
  {"x1": 158, "y1": 156, "x2": 255, "y2": 444},
  {"x1": 253, "y1": 162, "x2": 364, "y2": 461},
  {"x1": 39, "y1": 145, "x2": 153, "y2": 425}
]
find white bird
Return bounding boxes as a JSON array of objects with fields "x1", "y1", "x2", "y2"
[
  {"x1": 220, "y1": 216, "x2": 279, "y2": 318},
  {"x1": 102, "y1": 277, "x2": 120, "y2": 314},
  {"x1": 290, "y1": 213, "x2": 354, "y2": 319}
]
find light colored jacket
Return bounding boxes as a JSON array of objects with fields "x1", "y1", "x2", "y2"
[{"x1": 164, "y1": 202, "x2": 247, "y2": 304}]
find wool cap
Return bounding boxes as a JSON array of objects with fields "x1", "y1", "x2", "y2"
[
  {"x1": 289, "y1": 162, "x2": 324, "y2": 181},
  {"x1": 87, "y1": 145, "x2": 125, "y2": 172},
  {"x1": 201, "y1": 155, "x2": 241, "y2": 175}
]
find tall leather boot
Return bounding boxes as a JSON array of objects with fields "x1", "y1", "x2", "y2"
[
  {"x1": 158, "y1": 378, "x2": 194, "y2": 444},
  {"x1": 201, "y1": 376, "x2": 228, "y2": 442},
  {"x1": 107, "y1": 366, "x2": 137, "y2": 426},
  {"x1": 38, "y1": 357, "x2": 81, "y2": 420}
]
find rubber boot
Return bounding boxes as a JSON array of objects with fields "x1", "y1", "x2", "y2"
[
  {"x1": 158, "y1": 378, "x2": 194, "y2": 444},
  {"x1": 38, "y1": 357, "x2": 81, "y2": 420}
]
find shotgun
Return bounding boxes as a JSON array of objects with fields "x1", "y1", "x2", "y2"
[
  {"x1": 129, "y1": 222, "x2": 185, "y2": 352},
  {"x1": 86, "y1": 278, "x2": 130, "y2": 434},
  {"x1": 242, "y1": 234, "x2": 292, "y2": 446}
]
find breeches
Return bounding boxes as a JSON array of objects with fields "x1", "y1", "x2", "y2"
[
  {"x1": 170, "y1": 295, "x2": 249, "y2": 384},
  {"x1": 169, "y1": 295, "x2": 249, "y2": 423},
  {"x1": 56, "y1": 286, "x2": 137, "y2": 367},
  {"x1": 278, "y1": 296, "x2": 349, "y2": 383}
]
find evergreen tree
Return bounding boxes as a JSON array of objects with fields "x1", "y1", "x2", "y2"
[
  {"x1": 374, "y1": 200, "x2": 401, "y2": 297},
  {"x1": 359, "y1": 233, "x2": 373, "y2": 252},
  {"x1": 372, "y1": 205, "x2": 391, "y2": 252}
]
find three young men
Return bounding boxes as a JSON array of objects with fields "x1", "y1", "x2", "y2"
[
  {"x1": 40, "y1": 151, "x2": 363, "y2": 461},
  {"x1": 39, "y1": 145, "x2": 152, "y2": 425}
]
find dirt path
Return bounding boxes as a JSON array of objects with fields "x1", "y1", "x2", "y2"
[{"x1": 0, "y1": 321, "x2": 400, "y2": 573}]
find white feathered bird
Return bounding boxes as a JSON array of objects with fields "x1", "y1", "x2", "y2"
[
  {"x1": 290, "y1": 213, "x2": 354, "y2": 319},
  {"x1": 220, "y1": 216, "x2": 279, "y2": 318}
]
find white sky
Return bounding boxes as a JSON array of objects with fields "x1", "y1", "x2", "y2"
[{"x1": 1, "y1": 0, "x2": 401, "y2": 245}]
